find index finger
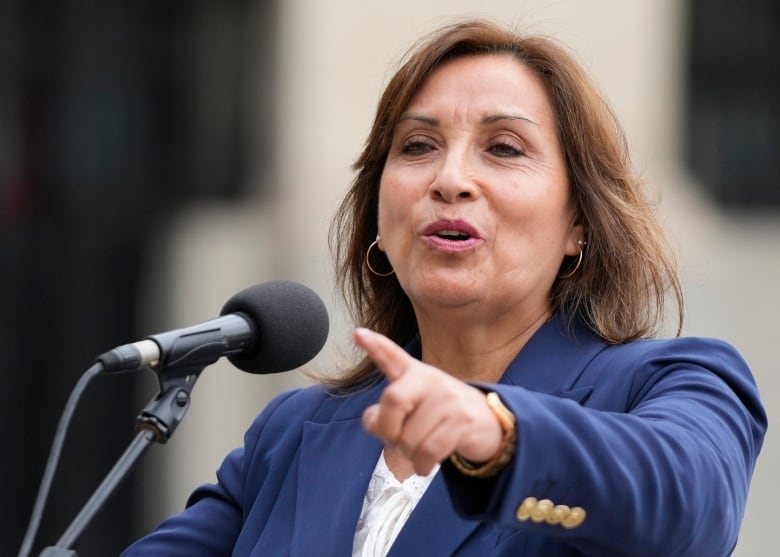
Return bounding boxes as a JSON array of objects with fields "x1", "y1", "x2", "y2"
[{"x1": 352, "y1": 328, "x2": 414, "y2": 382}]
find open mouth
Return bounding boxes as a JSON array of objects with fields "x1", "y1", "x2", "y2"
[
  {"x1": 422, "y1": 220, "x2": 482, "y2": 251},
  {"x1": 423, "y1": 219, "x2": 480, "y2": 239},
  {"x1": 435, "y1": 230, "x2": 472, "y2": 241}
]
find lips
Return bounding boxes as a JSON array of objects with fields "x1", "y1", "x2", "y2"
[{"x1": 421, "y1": 218, "x2": 482, "y2": 252}]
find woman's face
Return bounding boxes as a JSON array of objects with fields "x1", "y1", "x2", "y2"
[{"x1": 377, "y1": 54, "x2": 583, "y2": 320}]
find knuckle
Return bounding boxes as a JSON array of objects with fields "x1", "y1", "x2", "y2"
[
  {"x1": 420, "y1": 439, "x2": 444, "y2": 462},
  {"x1": 380, "y1": 386, "x2": 405, "y2": 407},
  {"x1": 419, "y1": 432, "x2": 450, "y2": 462}
]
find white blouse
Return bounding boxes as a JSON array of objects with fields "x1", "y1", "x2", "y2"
[{"x1": 352, "y1": 451, "x2": 440, "y2": 556}]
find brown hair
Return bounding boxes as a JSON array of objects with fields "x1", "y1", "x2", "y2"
[{"x1": 329, "y1": 19, "x2": 683, "y2": 387}]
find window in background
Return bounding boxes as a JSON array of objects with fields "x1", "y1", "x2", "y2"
[{"x1": 685, "y1": 0, "x2": 780, "y2": 208}]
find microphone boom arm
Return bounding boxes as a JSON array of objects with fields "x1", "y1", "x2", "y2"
[
  {"x1": 34, "y1": 280, "x2": 328, "y2": 555},
  {"x1": 39, "y1": 358, "x2": 210, "y2": 556}
]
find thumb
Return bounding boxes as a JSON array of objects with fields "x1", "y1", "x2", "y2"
[{"x1": 362, "y1": 404, "x2": 380, "y2": 434}]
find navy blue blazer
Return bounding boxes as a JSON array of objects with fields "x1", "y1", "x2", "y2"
[{"x1": 121, "y1": 315, "x2": 766, "y2": 556}]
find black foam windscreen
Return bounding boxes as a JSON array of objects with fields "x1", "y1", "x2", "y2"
[{"x1": 220, "y1": 281, "x2": 329, "y2": 374}]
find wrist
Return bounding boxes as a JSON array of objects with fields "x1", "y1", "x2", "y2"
[{"x1": 449, "y1": 391, "x2": 517, "y2": 478}]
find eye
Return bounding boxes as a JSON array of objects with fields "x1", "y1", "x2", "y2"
[
  {"x1": 400, "y1": 135, "x2": 436, "y2": 155},
  {"x1": 487, "y1": 138, "x2": 524, "y2": 158}
]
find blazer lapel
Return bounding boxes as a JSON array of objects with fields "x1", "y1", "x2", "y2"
[
  {"x1": 499, "y1": 314, "x2": 604, "y2": 398},
  {"x1": 291, "y1": 384, "x2": 384, "y2": 557},
  {"x1": 387, "y1": 472, "x2": 481, "y2": 557}
]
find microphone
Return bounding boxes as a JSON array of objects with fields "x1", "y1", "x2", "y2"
[{"x1": 96, "y1": 281, "x2": 329, "y2": 374}]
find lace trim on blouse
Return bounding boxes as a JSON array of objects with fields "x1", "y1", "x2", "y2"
[{"x1": 352, "y1": 450, "x2": 439, "y2": 556}]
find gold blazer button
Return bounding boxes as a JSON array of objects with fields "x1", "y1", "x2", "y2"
[
  {"x1": 530, "y1": 498, "x2": 554, "y2": 523},
  {"x1": 515, "y1": 497, "x2": 537, "y2": 522},
  {"x1": 546, "y1": 504, "x2": 571, "y2": 526},
  {"x1": 561, "y1": 506, "x2": 587, "y2": 529}
]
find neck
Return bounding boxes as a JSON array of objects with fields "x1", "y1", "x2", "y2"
[{"x1": 414, "y1": 305, "x2": 551, "y2": 382}]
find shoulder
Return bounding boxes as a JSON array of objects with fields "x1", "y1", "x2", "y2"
[
  {"x1": 572, "y1": 334, "x2": 761, "y2": 411},
  {"x1": 242, "y1": 381, "x2": 381, "y2": 454},
  {"x1": 595, "y1": 335, "x2": 751, "y2": 381},
  {"x1": 595, "y1": 335, "x2": 747, "y2": 371},
  {"x1": 595, "y1": 336, "x2": 762, "y2": 412},
  {"x1": 245, "y1": 385, "x2": 332, "y2": 440}
]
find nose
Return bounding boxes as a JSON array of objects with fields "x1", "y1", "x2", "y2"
[{"x1": 430, "y1": 148, "x2": 479, "y2": 203}]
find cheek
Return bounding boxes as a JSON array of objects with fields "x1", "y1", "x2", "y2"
[
  {"x1": 376, "y1": 180, "x2": 392, "y2": 235},
  {"x1": 377, "y1": 172, "x2": 413, "y2": 233},
  {"x1": 495, "y1": 188, "x2": 575, "y2": 252}
]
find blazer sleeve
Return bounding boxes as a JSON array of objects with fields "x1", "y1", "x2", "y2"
[
  {"x1": 120, "y1": 389, "x2": 300, "y2": 557},
  {"x1": 442, "y1": 337, "x2": 767, "y2": 557}
]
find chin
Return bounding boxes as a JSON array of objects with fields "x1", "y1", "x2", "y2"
[{"x1": 408, "y1": 279, "x2": 483, "y2": 310}]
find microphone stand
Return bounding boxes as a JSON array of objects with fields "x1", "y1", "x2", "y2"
[
  {"x1": 38, "y1": 333, "x2": 228, "y2": 556},
  {"x1": 38, "y1": 429, "x2": 158, "y2": 557}
]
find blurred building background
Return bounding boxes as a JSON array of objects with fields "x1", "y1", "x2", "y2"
[{"x1": 1, "y1": 1, "x2": 776, "y2": 555}]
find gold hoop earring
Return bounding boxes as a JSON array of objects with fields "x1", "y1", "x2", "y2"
[
  {"x1": 366, "y1": 239, "x2": 394, "y2": 277},
  {"x1": 558, "y1": 240, "x2": 585, "y2": 280}
]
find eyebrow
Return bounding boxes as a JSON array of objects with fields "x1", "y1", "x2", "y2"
[
  {"x1": 398, "y1": 114, "x2": 439, "y2": 126},
  {"x1": 397, "y1": 113, "x2": 538, "y2": 126},
  {"x1": 482, "y1": 113, "x2": 538, "y2": 126}
]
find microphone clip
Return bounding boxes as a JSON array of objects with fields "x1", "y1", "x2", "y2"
[{"x1": 136, "y1": 385, "x2": 192, "y2": 444}]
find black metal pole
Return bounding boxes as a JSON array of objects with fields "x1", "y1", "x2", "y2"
[
  {"x1": 37, "y1": 370, "x2": 200, "y2": 557},
  {"x1": 37, "y1": 429, "x2": 156, "y2": 556}
]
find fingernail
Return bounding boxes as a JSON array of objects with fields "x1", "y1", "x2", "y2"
[{"x1": 354, "y1": 327, "x2": 373, "y2": 339}]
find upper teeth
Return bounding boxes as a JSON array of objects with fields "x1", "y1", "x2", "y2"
[{"x1": 438, "y1": 230, "x2": 468, "y2": 238}]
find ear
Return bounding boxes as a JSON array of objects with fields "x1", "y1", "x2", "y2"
[
  {"x1": 376, "y1": 234, "x2": 385, "y2": 251},
  {"x1": 564, "y1": 222, "x2": 587, "y2": 257}
]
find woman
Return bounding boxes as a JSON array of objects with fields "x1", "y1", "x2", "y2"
[{"x1": 122, "y1": 20, "x2": 766, "y2": 557}]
